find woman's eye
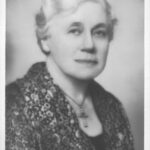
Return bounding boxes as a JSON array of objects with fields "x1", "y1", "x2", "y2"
[
  {"x1": 69, "y1": 29, "x2": 82, "y2": 36},
  {"x1": 94, "y1": 30, "x2": 107, "y2": 38}
]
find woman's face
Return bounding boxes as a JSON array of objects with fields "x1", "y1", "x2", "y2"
[{"x1": 44, "y1": 1, "x2": 110, "y2": 80}]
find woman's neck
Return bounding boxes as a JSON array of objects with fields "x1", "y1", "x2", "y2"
[{"x1": 46, "y1": 58, "x2": 91, "y2": 103}]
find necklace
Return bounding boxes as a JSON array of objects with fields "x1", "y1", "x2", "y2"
[{"x1": 61, "y1": 90, "x2": 88, "y2": 128}]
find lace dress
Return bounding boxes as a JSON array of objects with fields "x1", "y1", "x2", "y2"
[{"x1": 6, "y1": 62, "x2": 134, "y2": 150}]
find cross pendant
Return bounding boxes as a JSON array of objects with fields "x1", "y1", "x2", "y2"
[
  {"x1": 78, "y1": 106, "x2": 88, "y2": 118},
  {"x1": 79, "y1": 111, "x2": 88, "y2": 128},
  {"x1": 79, "y1": 111, "x2": 88, "y2": 119}
]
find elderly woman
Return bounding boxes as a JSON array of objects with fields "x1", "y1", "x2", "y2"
[{"x1": 6, "y1": 0, "x2": 134, "y2": 149}]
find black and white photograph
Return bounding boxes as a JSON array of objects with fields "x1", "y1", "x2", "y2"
[{"x1": 3, "y1": 0, "x2": 146, "y2": 149}]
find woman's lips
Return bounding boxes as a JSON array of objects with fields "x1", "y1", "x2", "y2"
[{"x1": 74, "y1": 59, "x2": 98, "y2": 64}]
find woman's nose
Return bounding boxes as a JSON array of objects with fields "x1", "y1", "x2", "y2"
[{"x1": 82, "y1": 32, "x2": 94, "y2": 52}]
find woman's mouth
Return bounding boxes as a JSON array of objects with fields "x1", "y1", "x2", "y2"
[{"x1": 74, "y1": 59, "x2": 98, "y2": 64}]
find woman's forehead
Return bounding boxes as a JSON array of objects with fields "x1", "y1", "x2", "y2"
[{"x1": 49, "y1": 1, "x2": 108, "y2": 29}]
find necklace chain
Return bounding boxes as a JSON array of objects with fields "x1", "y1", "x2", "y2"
[
  {"x1": 62, "y1": 90, "x2": 86, "y2": 108},
  {"x1": 61, "y1": 89, "x2": 88, "y2": 128}
]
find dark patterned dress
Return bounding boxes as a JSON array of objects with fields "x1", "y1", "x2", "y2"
[{"x1": 6, "y1": 62, "x2": 134, "y2": 150}]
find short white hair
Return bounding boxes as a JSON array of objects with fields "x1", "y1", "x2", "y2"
[{"x1": 35, "y1": 0, "x2": 117, "y2": 55}]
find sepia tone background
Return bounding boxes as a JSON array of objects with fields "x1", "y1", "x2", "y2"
[{"x1": 6, "y1": 0, "x2": 144, "y2": 150}]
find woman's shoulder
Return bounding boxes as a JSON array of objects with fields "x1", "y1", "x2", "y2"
[
  {"x1": 6, "y1": 61, "x2": 57, "y2": 120},
  {"x1": 91, "y1": 80, "x2": 128, "y2": 123},
  {"x1": 6, "y1": 62, "x2": 47, "y2": 97},
  {"x1": 6, "y1": 62, "x2": 43, "y2": 105},
  {"x1": 91, "y1": 81, "x2": 134, "y2": 149}
]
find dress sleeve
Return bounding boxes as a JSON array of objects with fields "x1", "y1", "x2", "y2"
[
  {"x1": 6, "y1": 83, "x2": 38, "y2": 150},
  {"x1": 104, "y1": 93, "x2": 135, "y2": 150}
]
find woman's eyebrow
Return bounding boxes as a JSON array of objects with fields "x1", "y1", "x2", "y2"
[
  {"x1": 68, "y1": 22, "x2": 83, "y2": 28},
  {"x1": 92, "y1": 23, "x2": 108, "y2": 31}
]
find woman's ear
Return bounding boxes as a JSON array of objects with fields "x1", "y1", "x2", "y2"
[{"x1": 41, "y1": 39, "x2": 50, "y2": 53}]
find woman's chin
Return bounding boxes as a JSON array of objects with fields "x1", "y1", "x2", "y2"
[{"x1": 69, "y1": 70, "x2": 103, "y2": 81}]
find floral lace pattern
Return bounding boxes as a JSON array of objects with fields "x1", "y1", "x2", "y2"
[{"x1": 6, "y1": 62, "x2": 134, "y2": 150}]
